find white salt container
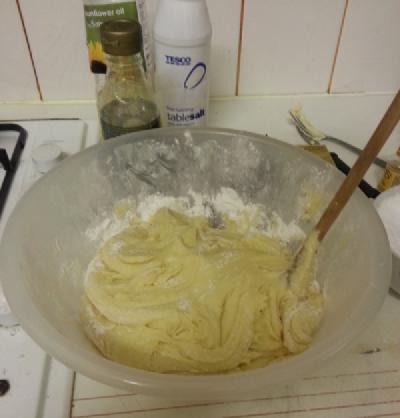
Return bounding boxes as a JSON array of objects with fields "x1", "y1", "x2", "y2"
[
  {"x1": 374, "y1": 185, "x2": 400, "y2": 294},
  {"x1": 153, "y1": 0, "x2": 212, "y2": 127}
]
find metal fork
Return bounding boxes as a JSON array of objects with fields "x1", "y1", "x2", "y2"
[{"x1": 289, "y1": 106, "x2": 387, "y2": 168}]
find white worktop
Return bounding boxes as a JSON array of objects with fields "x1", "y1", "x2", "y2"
[
  {"x1": 3, "y1": 92, "x2": 400, "y2": 184},
  {"x1": 2, "y1": 93, "x2": 400, "y2": 418}
]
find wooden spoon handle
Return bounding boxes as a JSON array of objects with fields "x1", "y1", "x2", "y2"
[{"x1": 316, "y1": 90, "x2": 400, "y2": 241}]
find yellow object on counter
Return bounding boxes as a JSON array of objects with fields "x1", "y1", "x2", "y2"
[
  {"x1": 298, "y1": 144, "x2": 335, "y2": 165},
  {"x1": 378, "y1": 146, "x2": 400, "y2": 192},
  {"x1": 81, "y1": 208, "x2": 324, "y2": 374}
]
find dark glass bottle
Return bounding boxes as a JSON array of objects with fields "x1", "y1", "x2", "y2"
[{"x1": 98, "y1": 20, "x2": 160, "y2": 140}]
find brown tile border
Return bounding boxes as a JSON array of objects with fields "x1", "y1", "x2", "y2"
[
  {"x1": 327, "y1": 0, "x2": 349, "y2": 94},
  {"x1": 235, "y1": 0, "x2": 245, "y2": 96},
  {"x1": 15, "y1": 0, "x2": 43, "y2": 100}
]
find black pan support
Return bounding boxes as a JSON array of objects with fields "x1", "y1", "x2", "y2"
[{"x1": 0, "y1": 124, "x2": 27, "y2": 218}]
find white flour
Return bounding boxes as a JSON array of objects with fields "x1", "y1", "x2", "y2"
[
  {"x1": 83, "y1": 258, "x2": 104, "y2": 286},
  {"x1": 264, "y1": 211, "x2": 304, "y2": 243},
  {"x1": 85, "y1": 188, "x2": 305, "y2": 247},
  {"x1": 85, "y1": 205, "x2": 135, "y2": 244},
  {"x1": 0, "y1": 285, "x2": 10, "y2": 315},
  {"x1": 137, "y1": 195, "x2": 190, "y2": 221}
]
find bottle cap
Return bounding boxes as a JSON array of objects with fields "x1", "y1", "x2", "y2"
[
  {"x1": 100, "y1": 20, "x2": 142, "y2": 56},
  {"x1": 153, "y1": 0, "x2": 212, "y2": 47}
]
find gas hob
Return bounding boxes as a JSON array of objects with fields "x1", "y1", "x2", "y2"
[{"x1": 0, "y1": 119, "x2": 88, "y2": 418}]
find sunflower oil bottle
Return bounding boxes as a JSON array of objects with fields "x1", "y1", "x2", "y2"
[{"x1": 97, "y1": 20, "x2": 160, "y2": 139}]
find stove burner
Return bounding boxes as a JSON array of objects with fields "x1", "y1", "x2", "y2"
[
  {"x1": 0, "y1": 124, "x2": 27, "y2": 218},
  {"x1": 0, "y1": 379, "x2": 10, "y2": 396}
]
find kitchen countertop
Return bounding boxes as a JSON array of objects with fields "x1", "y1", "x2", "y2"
[
  {"x1": 3, "y1": 92, "x2": 400, "y2": 185},
  {"x1": 2, "y1": 93, "x2": 400, "y2": 418},
  {"x1": 73, "y1": 295, "x2": 400, "y2": 418}
]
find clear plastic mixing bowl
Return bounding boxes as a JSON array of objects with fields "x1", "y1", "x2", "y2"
[{"x1": 0, "y1": 128, "x2": 391, "y2": 400}]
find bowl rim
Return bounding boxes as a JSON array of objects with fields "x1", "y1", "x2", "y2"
[{"x1": 0, "y1": 127, "x2": 392, "y2": 398}]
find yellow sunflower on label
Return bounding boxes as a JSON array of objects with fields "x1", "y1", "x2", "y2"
[{"x1": 87, "y1": 41, "x2": 106, "y2": 73}]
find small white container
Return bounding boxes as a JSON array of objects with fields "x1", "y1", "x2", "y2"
[
  {"x1": 374, "y1": 185, "x2": 400, "y2": 295},
  {"x1": 153, "y1": 0, "x2": 212, "y2": 127}
]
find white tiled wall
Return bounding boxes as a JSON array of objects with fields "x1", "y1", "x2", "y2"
[
  {"x1": 331, "y1": 0, "x2": 400, "y2": 93},
  {"x1": 1, "y1": 0, "x2": 399, "y2": 102},
  {"x1": 0, "y1": 0, "x2": 39, "y2": 101},
  {"x1": 146, "y1": 0, "x2": 241, "y2": 97},
  {"x1": 206, "y1": 0, "x2": 241, "y2": 97},
  {"x1": 239, "y1": 0, "x2": 345, "y2": 95},
  {"x1": 18, "y1": 0, "x2": 95, "y2": 101}
]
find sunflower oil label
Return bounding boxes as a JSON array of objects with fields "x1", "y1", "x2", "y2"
[{"x1": 83, "y1": 1, "x2": 150, "y2": 74}]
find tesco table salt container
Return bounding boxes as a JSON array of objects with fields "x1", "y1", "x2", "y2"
[{"x1": 153, "y1": 0, "x2": 212, "y2": 127}]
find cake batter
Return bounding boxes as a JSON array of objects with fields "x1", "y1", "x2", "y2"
[{"x1": 81, "y1": 206, "x2": 324, "y2": 374}]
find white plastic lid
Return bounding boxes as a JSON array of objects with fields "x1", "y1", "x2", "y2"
[
  {"x1": 153, "y1": 0, "x2": 212, "y2": 47},
  {"x1": 32, "y1": 143, "x2": 63, "y2": 174}
]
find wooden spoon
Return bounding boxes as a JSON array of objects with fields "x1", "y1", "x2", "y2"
[
  {"x1": 288, "y1": 91, "x2": 400, "y2": 288},
  {"x1": 315, "y1": 90, "x2": 400, "y2": 242}
]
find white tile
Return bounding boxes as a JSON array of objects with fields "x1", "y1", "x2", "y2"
[
  {"x1": 145, "y1": 0, "x2": 159, "y2": 30},
  {"x1": 19, "y1": 0, "x2": 239, "y2": 100},
  {"x1": 146, "y1": 0, "x2": 241, "y2": 97},
  {"x1": 207, "y1": 0, "x2": 241, "y2": 96},
  {"x1": 239, "y1": 0, "x2": 345, "y2": 95},
  {"x1": 0, "y1": 0, "x2": 39, "y2": 101},
  {"x1": 331, "y1": 0, "x2": 400, "y2": 93},
  {"x1": 19, "y1": 0, "x2": 96, "y2": 101}
]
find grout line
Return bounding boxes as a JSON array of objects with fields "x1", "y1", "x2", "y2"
[
  {"x1": 69, "y1": 373, "x2": 77, "y2": 418},
  {"x1": 15, "y1": 0, "x2": 43, "y2": 101},
  {"x1": 222, "y1": 400, "x2": 400, "y2": 418},
  {"x1": 73, "y1": 383, "x2": 400, "y2": 403},
  {"x1": 327, "y1": 0, "x2": 349, "y2": 94},
  {"x1": 71, "y1": 398, "x2": 400, "y2": 418},
  {"x1": 75, "y1": 393, "x2": 137, "y2": 401},
  {"x1": 0, "y1": 91, "x2": 396, "y2": 107},
  {"x1": 0, "y1": 99, "x2": 96, "y2": 106},
  {"x1": 235, "y1": 0, "x2": 245, "y2": 96},
  {"x1": 303, "y1": 368, "x2": 399, "y2": 381},
  {"x1": 352, "y1": 413, "x2": 400, "y2": 418}
]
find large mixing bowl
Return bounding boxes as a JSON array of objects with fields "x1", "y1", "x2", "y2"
[{"x1": 0, "y1": 128, "x2": 391, "y2": 400}]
